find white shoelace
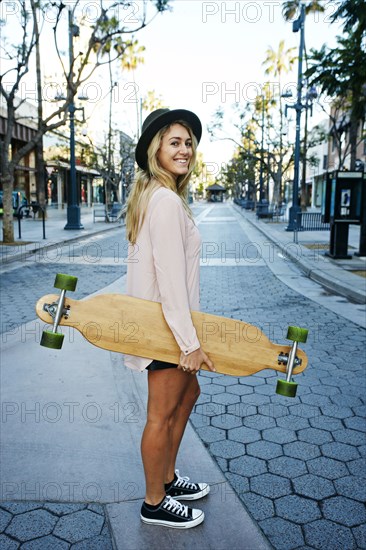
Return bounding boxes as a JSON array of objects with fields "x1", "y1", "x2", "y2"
[
  {"x1": 163, "y1": 496, "x2": 188, "y2": 517},
  {"x1": 174, "y1": 469, "x2": 198, "y2": 490}
]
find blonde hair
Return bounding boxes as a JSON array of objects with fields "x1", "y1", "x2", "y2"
[{"x1": 126, "y1": 121, "x2": 197, "y2": 244}]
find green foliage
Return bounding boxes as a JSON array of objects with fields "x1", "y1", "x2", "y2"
[
  {"x1": 154, "y1": 0, "x2": 173, "y2": 12},
  {"x1": 282, "y1": 0, "x2": 325, "y2": 21},
  {"x1": 142, "y1": 90, "x2": 166, "y2": 111},
  {"x1": 121, "y1": 39, "x2": 145, "y2": 70},
  {"x1": 306, "y1": 32, "x2": 366, "y2": 118},
  {"x1": 304, "y1": 0, "x2": 366, "y2": 168},
  {"x1": 332, "y1": 0, "x2": 366, "y2": 33},
  {"x1": 0, "y1": 0, "x2": 173, "y2": 242},
  {"x1": 262, "y1": 40, "x2": 297, "y2": 79}
]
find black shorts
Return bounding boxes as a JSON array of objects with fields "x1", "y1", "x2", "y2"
[{"x1": 146, "y1": 359, "x2": 178, "y2": 371}]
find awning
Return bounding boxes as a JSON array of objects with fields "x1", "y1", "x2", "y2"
[{"x1": 46, "y1": 160, "x2": 100, "y2": 176}]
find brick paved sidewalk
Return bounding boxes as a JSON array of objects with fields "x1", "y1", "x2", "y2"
[
  {"x1": 1, "y1": 201, "x2": 365, "y2": 549},
  {"x1": 0, "y1": 502, "x2": 113, "y2": 549},
  {"x1": 191, "y1": 205, "x2": 366, "y2": 549}
]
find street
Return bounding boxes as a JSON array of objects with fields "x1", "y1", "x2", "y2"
[
  {"x1": 195, "y1": 204, "x2": 366, "y2": 549},
  {"x1": 1, "y1": 202, "x2": 365, "y2": 550}
]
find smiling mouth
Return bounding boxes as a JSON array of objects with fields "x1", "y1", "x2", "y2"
[{"x1": 175, "y1": 159, "x2": 188, "y2": 164}]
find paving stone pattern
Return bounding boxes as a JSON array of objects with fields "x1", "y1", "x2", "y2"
[
  {"x1": 2, "y1": 205, "x2": 366, "y2": 549},
  {"x1": 192, "y1": 218, "x2": 366, "y2": 550},
  {"x1": 0, "y1": 502, "x2": 113, "y2": 549},
  {"x1": 1, "y1": 232, "x2": 127, "y2": 332}
]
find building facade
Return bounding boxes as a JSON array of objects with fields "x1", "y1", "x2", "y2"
[
  {"x1": 306, "y1": 106, "x2": 365, "y2": 210},
  {"x1": 1, "y1": 97, "x2": 136, "y2": 211},
  {"x1": 0, "y1": 100, "x2": 38, "y2": 203}
]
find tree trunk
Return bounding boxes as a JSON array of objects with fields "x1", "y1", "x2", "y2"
[
  {"x1": 1, "y1": 100, "x2": 15, "y2": 242},
  {"x1": 300, "y1": 105, "x2": 309, "y2": 210},
  {"x1": 32, "y1": 0, "x2": 47, "y2": 217},
  {"x1": 106, "y1": 52, "x2": 114, "y2": 208},
  {"x1": 35, "y1": 140, "x2": 46, "y2": 213},
  {"x1": 349, "y1": 111, "x2": 359, "y2": 171},
  {"x1": 272, "y1": 171, "x2": 281, "y2": 206},
  {"x1": 2, "y1": 169, "x2": 15, "y2": 243}
]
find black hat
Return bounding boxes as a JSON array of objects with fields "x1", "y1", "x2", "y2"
[{"x1": 135, "y1": 108, "x2": 202, "y2": 170}]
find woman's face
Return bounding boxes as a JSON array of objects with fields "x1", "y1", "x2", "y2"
[{"x1": 157, "y1": 123, "x2": 193, "y2": 179}]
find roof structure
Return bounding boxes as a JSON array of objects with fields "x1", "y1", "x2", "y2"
[{"x1": 206, "y1": 183, "x2": 226, "y2": 191}]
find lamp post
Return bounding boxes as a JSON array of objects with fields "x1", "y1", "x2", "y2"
[
  {"x1": 64, "y1": 9, "x2": 83, "y2": 230},
  {"x1": 286, "y1": 3, "x2": 306, "y2": 231},
  {"x1": 279, "y1": 91, "x2": 292, "y2": 204},
  {"x1": 258, "y1": 95, "x2": 265, "y2": 202},
  {"x1": 300, "y1": 85, "x2": 317, "y2": 206}
]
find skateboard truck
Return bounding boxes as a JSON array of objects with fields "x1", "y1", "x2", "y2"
[
  {"x1": 40, "y1": 274, "x2": 78, "y2": 349},
  {"x1": 43, "y1": 300, "x2": 70, "y2": 321},
  {"x1": 276, "y1": 326, "x2": 308, "y2": 398},
  {"x1": 277, "y1": 352, "x2": 302, "y2": 368}
]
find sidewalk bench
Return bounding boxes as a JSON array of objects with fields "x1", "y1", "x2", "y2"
[
  {"x1": 234, "y1": 198, "x2": 255, "y2": 210},
  {"x1": 257, "y1": 210, "x2": 273, "y2": 220},
  {"x1": 93, "y1": 205, "x2": 107, "y2": 222},
  {"x1": 257, "y1": 205, "x2": 285, "y2": 222},
  {"x1": 243, "y1": 200, "x2": 255, "y2": 210},
  {"x1": 256, "y1": 203, "x2": 273, "y2": 220},
  {"x1": 107, "y1": 203, "x2": 126, "y2": 223},
  {"x1": 272, "y1": 206, "x2": 285, "y2": 222}
]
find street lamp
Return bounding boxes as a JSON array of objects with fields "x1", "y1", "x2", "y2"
[
  {"x1": 279, "y1": 90, "x2": 292, "y2": 203},
  {"x1": 301, "y1": 85, "x2": 318, "y2": 205},
  {"x1": 64, "y1": 8, "x2": 84, "y2": 230},
  {"x1": 285, "y1": 2, "x2": 306, "y2": 231},
  {"x1": 282, "y1": 83, "x2": 317, "y2": 210}
]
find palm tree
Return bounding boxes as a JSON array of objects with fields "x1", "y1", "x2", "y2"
[
  {"x1": 262, "y1": 40, "x2": 297, "y2": 205},
  {"x1": 119, "y1": 39, "x2": 145, "y2": 138},
  {"x1": 282, "y1": 0, "x2": 324, "y2": 20},
  {"x1": 263, "y1": 41, "x2": 297, "y2": 85}
]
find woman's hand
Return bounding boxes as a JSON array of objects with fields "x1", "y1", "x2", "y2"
[{"x1": 178, "y1": 347, "x2": 216, "y2": 375}]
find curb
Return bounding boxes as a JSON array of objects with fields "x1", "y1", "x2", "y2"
[
  {"x1": 234, "y1": 205, "x2": 366, "y2": 305},
  {"x1": 0, "y1": 223, "x2": 123, "y2": 266}
]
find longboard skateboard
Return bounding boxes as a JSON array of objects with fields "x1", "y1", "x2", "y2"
[{"x1": 36, "y1": 274, "x2": 309, "y2": 397}]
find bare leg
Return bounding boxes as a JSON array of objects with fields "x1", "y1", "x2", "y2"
[
  {"x1": 165, "y1": 374, "x2": 200, "y2": 483},
  {"x1": 141, "y1": 368, "x2": 194, "y2": 505}
]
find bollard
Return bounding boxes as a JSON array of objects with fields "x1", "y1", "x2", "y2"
[{"x1": 294, "y1": 214, "x2": 299, "y2": 244}]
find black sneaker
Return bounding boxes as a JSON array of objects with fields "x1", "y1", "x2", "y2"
[
  {"x1": 140, "y1": 496, "x2": 204, "y2": 528},
  {"x1": 166, "y1": 469, "x2": 210, "y2": 501}
]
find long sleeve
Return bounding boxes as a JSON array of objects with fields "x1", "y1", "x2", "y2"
[{"x1": 149, "y1": 195, "x2": 200, "y2": 355}]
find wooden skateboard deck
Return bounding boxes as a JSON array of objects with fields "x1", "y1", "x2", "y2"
[{"x1": 36, "y1": 292, "x2": 308, "y2": 378}]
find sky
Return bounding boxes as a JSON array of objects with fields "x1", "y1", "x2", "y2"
[
  {"x1": 1, "y1": 0, "x2": 342, "y2": 170},
  {"x1": 129, "y1": 0, "x2": 340, "y2": 170}
]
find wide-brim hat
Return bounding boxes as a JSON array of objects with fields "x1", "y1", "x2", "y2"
[{"x1": 135, "y1": 108, "x2": 202, "y2": 170}]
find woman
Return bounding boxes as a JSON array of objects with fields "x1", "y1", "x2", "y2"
[{"x1": 125, "y1": 108, "x2": 216, "y2": 529}]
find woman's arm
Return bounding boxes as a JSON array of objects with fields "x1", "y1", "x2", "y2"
[
  {"x1": 149, "y1": 194, "x2": 215, "y2": 373},
  {"x1": 150, "y1": 194, "x2": 200, "y2": 355}
]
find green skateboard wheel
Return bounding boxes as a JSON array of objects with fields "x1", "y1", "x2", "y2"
[
  {"x1": 54, "y1": 273, "x2": 78, "y2": 292},
  {"x1": 40, "y1": 330, "x2": 64, "y2": 349},
  {"x1": 287, "y1": 326, "x2": 308, "y2": 343},
  {"x1": 276, "y1": 379, "x2": 298, "y2": 398}
]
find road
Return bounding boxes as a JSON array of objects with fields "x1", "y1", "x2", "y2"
[{"x1": 1, "y1": 202, "x2": 365, "y2": 550}]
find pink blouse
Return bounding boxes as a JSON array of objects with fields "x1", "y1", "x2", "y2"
[{"x1": 124, "y1": 187, "x2": 201, "y2": 371}]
